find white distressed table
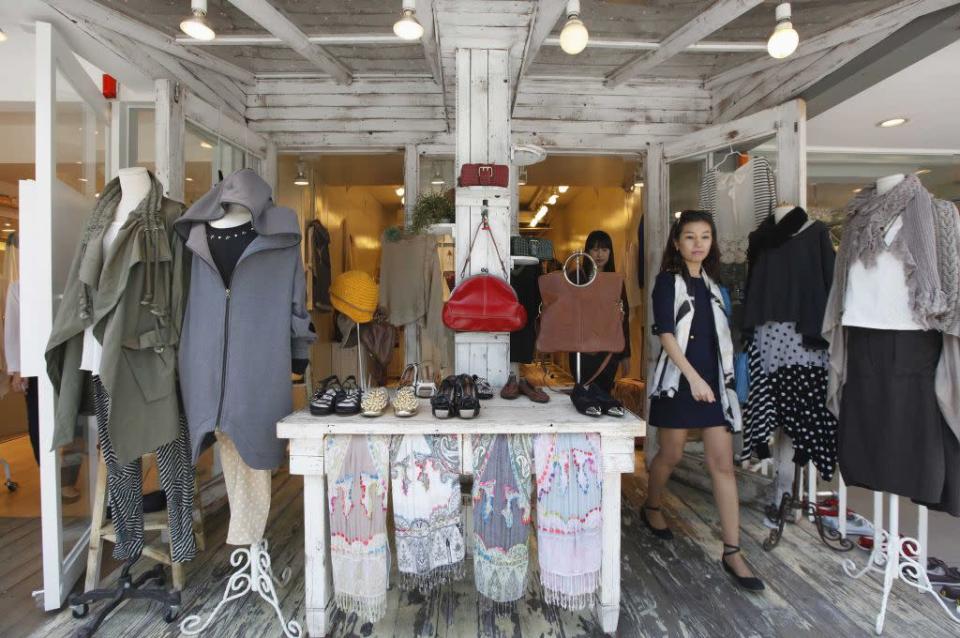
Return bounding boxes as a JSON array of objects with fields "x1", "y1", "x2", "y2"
[{"x1": 277, "y1": 398, "x2": 645, "y2": 637}]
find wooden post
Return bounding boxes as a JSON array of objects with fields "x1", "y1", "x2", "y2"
[
  {"x1": 154, "y1": 79, "x2": 185, "y2": 201},
  {"x1": 775, "y1": 99, "x2": 807, "y2": 207},
  {"x1": 453, "y1": 49, "x2": 512, "y2": 386},
  {"x1": 403, "y1": 144, "x2": 422, "y2": 366},
  {"x1": 261, "y1": 140, "x2": 278, "y2": 193}
]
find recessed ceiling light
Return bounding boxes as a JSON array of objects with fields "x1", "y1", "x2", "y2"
[
  {"x1": 877, "y1": 117, "x2": 908, "y2": 128},
  {"x1": 915, "y1": 168, "x2": 931, "y2": 175},
  {"x1": 547, "y1": 194, "x2": 558, "y2": 205},
  {"x1": 185, "y1": 177, "x2": 194, "y2": 182},
  {"x1": 3, "y1": 223, "x2": 10, "y2": 228},
  {"x1": 200, "y1": 141, "x2": 213, "y2": 149},
  {"x1": 395, "y1": 187, "x2": 404, "y2": 197},
  {"x1": 78, "y1": 177, "x2": 88, "y2": 183},
  {"x1": 853, "y1": 188, "x2": 862, "y2": 193},
  {"x1": 558, "y1": 185, "x2": 569, "y2": 193},
  {"x1": 634, "y1": 181, "x2": 645, "y2": 189},
  {"x1": 674, "y1": 211, "x2": 682, "y2": 219}
]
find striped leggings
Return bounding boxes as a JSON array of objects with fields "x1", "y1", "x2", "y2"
[{"x1": 92, "y1": 377, "x2": 197, "y2": 563}]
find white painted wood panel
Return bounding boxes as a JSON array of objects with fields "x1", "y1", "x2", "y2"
[{"x1": 154, "y1": 79, "x2": 185, "y2": 201}]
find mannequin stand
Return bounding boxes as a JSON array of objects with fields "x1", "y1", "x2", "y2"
[
  {"x1": 842, "y1": 493, "x2": 960, "y2": 634},
  {"x1": 763, "y1": 461, "x2": 855, "y2": 552},
  {"x1": 68, "y1": 559, "x2": 181, "y2": 638},
  {"x1": 180, "y1": 539, "x2": 302, "y2": 637}
]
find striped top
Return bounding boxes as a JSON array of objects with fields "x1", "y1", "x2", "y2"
[{"x1": 699, "y1": 156, "x2": 777, "y2": 264}]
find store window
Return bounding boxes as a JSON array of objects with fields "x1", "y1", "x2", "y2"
[
  {"x1": 127, "y1": 107, "x2": 155, "y2": 173},
  {"x1": 55, "y1": 70, "x2": 105, "y2": 198}
]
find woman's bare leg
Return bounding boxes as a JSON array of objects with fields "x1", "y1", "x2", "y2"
[
  {"x1": 644, "y1": 428, "x2": 688, "y2": 528},
  {"x1": 702, "y1": 426, "x2": 755, "y2": 578}
]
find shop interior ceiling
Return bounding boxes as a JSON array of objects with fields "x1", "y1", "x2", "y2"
[{"x1": 32, "y1": 0, "x2": 960, "y2": 153}]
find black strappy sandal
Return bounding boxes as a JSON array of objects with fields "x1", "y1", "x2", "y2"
[
  {"x1": 640, "y1": 505, "x2": 674, "y2": 540},
  {"x1": 721, "y1": 544, "x2": 765, "y2": 592},
  {"x1": 309, "y1": 375, "x2": 341, "y2": 416}
]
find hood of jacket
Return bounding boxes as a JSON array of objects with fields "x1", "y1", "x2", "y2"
[{"x1": 174, "y1": 168, "x2": 300, "y2": 242}]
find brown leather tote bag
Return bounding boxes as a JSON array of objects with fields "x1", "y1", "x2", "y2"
[{"x1": 536, "y1": 253, "x2": 625, "y2": 354}]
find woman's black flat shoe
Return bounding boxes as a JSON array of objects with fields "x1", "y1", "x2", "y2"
[
  {"x1": 456, "y1": 374, "x2": 480, "y2": 419},
  {"x1": 722, "y1": 544, "x2": 765, "y2": 592},
  {"x1": 431, "y1": 375, "x2": 457, "y2": 419},
  {"x1": 641, "y1": 505, "x2": 674, "y2": 540}
]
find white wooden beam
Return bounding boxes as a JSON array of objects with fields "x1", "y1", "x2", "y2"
[
  {"x1": 176, "y1": 34, "x2": 416, "y2": 46},
  {"x1": 225, "y1": 0, "x2": 353, "y2": 84},
  {"x1": 41, "y1": 0, "x2": 255, "y2": 86},
  {"x1": 183, "y1": 93, "x2": 268, "y2": 156},
  {"x1": 775, "y1": 99, "x2": 807, "y2": 208},
  {"x1": 705, "y1": 0, "x2": 960, "y2": 90},
  {"x1": 261, "y1": 141, "x2": 278, "y2": 193},
  {"x1": 155, "y1": 79, "x2": 185, "y2": 201},
  {"x1": 516, "y1": 0, "x2": 566, "y2": 93},
  {"x1": 663, "y1": 102, "x2": 783, "y2": 162},
  {"x1": 606, "y1": 0, "x2": 763, "y2": 86},
  {"x1": 543, "y1": 36, "x2": 767, "y2": 52},
  {"x1": 49, "y1": 27, "x2": 109, "y2": 124},
  {"x1": 415, "y1": 0, "x2": 443, "y2": 86},
  {"x1": 714, "y1": 28, "x2": 892, "y2": 122},
  {"x1": 146, "y1": 45, "x2": 246, "y2": 121}
]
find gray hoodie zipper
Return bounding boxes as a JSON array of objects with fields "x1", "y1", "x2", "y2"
[{"x1": 215, "y1": 286, "x2": 231, "y2": 431}]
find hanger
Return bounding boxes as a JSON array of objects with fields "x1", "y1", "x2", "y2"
[{"x1": 715, "y1": 145, "x2": 746, "y2": 170}]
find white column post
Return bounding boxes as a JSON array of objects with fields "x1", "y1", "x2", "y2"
[
  {"x1": 453, "y1": 49, "x2": 512, "y2": 385},
  {"x1": 404, "y1": 144, "x2": 422, "y2": 366},
  {"x1": 155, "y1": 79, "x2": 185, "y2": 201}
]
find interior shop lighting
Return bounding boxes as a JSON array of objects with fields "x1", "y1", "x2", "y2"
[
  {"x1": 200, "y1": 141, "x2": 213, "y2": 149},
  {"x1": 430, "y1": 169, "x2": 445, "y2": 186},
  {"x1": 393, "y1": 0, "x2": 424, "y2": 41},
  {"x1": 674, "y1": 211, "x2": 682, "y2": 219},
  {"x1": 0, "y1": 28, "x2": 8, "y2": 43},
  {"x1": 186, "y1": 177, "x2": 194, "y2": 182},
  {"x1": 395, "y1": 187, "x2": 405, "y2": 197},
  {"x1": 853, "y1": 188, "x2": 862, "y2": 193},
  {"x1": 634, "y1": 181, "x2": 645, "y2": 189},
  {"x1": 293, "y1": 162, "x2": 309, "y2": 186},
  {"x1": 877, "y1": 117, "x2": 908, "y2": 128},
  {"x1": 558, "y1": 185, "x2": 569, "y2": 193},
  {"x1": 560, "y1": 0, "x2": 589, "y2": 55},
  {"x1": 180, "y1": 0, "x2": 216, "y2": 41},
  {"x1": 915, "y1": 168, "x2": 931, "y2": 175},
  {"x1": 519, "y1": 167, "x2": 528, "y2": 186},
  {"x1": 547, "y1": 194, "x2": 559, "y2": 205},
  {"x1": 767, "y1": 3, "x2": 799, "y2": 59}
]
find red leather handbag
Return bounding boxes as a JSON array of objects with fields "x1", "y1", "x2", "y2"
[
  {"x1": 443, "y1": 217, "x2": 527, "y2": 332},
  {"x1": 458, "y1": 163, "x2": 509, "y2": 187}
]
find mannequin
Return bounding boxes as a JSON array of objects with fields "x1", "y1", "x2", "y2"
[
  {"x1": 775, "y1": 202, "x2": 815, "y2": 234},
  {"x1": 79, "y1": 167, "x2": 152, "y2": 375},
  {"x1": 876, "y1": 173, "x2": 905, "y2": 196},
  {"x1": 210, "y1": 202, "x2": 254, "y2": 229}
]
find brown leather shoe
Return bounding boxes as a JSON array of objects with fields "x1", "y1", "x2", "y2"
[
  {"x1": 519, "y1": 377, "x2": 549, "y2": 403},
  {"x1": 500, "y1": 373, "x2": 520, "y2": 399}
]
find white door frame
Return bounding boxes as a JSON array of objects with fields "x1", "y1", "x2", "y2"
[{"x1": 27, "y1": 21, "x2": 111, "y2": 611}]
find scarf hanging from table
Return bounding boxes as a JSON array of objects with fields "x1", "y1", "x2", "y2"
[
  {"x1": 326, "y1": 435, "x2": 390, "y2": 623},
  {"x1": 390, "y1": 434, "x2": 465, "y2": 591},
  {"x1": 472, "y1": 434, "x2": 532, "y2": 609},
  {"x1": 534, "y1": 433, "x2": 602, "y2": 610}
]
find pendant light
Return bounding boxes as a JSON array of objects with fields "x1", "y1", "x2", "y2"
[
  {"x1": 430, "y1": 168, "x2": 445, "y2": 186},
  {"x1": 180, "y1": 0, "x2": 216, "y2": 41},
  {"x1": 518, "y1": 167, "x2": 528, "y2": 186},
  {"x1": 0, "y1": 28, "x2": 8, "y2": 43},
  {"x1": 293, "y1": 161, "x2": 309, "y2": 186},
  {"x1": 393, "y1": 0, "x2": 424, "y2": 41},
  {"x1": 767, "y1": 3, "x2": 799, "y2": 59},
  {"x1": 559, "y1": 0, "x2": 589, "y2": 55}
]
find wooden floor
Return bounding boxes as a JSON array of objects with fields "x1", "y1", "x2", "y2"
[{"x1": 11, "y1": 453, "x2": 960, "y2": 638}]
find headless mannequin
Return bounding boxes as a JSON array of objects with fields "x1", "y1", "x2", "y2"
[
  {"x1": 774, "y1": 203, "x2": 815, "y2": 234},
  {"x1": 211, "y1": 202, "x2": 253, "y2": 229},
  {"x1": 877, "y1": 174, "x2": 906, "y2": 244},
  {"x1": 80, "y1": 167, "x2": 152, "y2": 374}
]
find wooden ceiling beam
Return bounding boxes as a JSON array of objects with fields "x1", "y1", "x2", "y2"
[
  {"x1": 606, "y1": 0, "x2": 764, "y2": 87},
  {"x1": 515, "y1": 0, "x2": 567, "y2": 94},
  {"x1": 225, "y1": 0, "x2": 353, "y2": 84},
  {"x1": 705, "y1": 0, "x2": 960, "y2": 90},
  {"x1": 41, "y1": 0, "x2": 255, "y2": 86}
]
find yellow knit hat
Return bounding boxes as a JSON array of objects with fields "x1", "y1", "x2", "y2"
[{"x1": 330, "y1": 270, "x2": 379, "y2": 323}]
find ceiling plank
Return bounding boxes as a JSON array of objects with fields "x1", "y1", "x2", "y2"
[
  {"x1": 415, "y1": 0, "x2": 443, "y2": 86},
  {"x1": 605, "y1": 0, "x2": 764, "y2": 87},
  {"x1": 705, "y1": 0, "x2": 960, "y2": 90},
  {"x1": 225, "y1": 0, "x2": 353, "y2": 84},
  {"x1": 40, "y1": 0, "x2": 255, "y2": 86}
]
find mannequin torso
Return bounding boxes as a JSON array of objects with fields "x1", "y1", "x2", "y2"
[
  {"x1": 774, "y1": 203, "x2": 814, "y2": 234},
  {"x1": 876, "y1": 173, "x2": 905, "y2": 196},
  {"x1": 115, "y1": 167, "x2": 151, "y2": 223},
  {"x1": 211, "y1": 203, "x2": 253, "y2": 228}
]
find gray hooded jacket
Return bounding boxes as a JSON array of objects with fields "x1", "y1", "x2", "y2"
[{"x1": 175, "y1": 169, "x2": 314, "y2": 470}]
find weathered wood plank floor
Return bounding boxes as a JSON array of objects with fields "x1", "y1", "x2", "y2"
[{"x1": 16, "y1": 455, "x2": 960, "y2": 638}]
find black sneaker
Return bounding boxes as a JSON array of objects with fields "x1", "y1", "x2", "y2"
[
  {"x1": 928, "y1": 558, "x2": 960, "y2": 587},
  {"x1": 310, "y1": 375, "x2": 341, "y2": 415}
]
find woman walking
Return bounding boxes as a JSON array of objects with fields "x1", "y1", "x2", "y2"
[{"x1": 645, "y1": 210, "x2": 764, "y2": 592}]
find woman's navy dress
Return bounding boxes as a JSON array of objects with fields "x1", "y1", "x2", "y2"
[{"x1": 649, "y1": 272, "x2": 727, "y2": 429}]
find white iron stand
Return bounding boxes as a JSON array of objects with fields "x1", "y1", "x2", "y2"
[
  {"x1": 179, "y1": 539, "x2": 302, "y2": 638},
  {"x1": 842, "y1": 492, "x2": 960, "y2": 634}
]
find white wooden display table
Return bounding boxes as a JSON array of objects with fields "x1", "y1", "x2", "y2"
[{"x1": 277, "y1": 398, "x2": 645, "y2": 636}]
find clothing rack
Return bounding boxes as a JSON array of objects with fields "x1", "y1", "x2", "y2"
[{"x1": 841, "y1": 488, "x2": 960, "y2": 633}]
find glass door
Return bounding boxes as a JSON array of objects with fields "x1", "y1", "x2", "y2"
[{"x1": 21, "y1": 21, "x2": 110, "y2": 611}]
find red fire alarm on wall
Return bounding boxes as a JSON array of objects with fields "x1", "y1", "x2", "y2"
[{"x1": 102, "y1": 74, "x2": 117, "y2": 99}]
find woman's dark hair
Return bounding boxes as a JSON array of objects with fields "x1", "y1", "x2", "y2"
[
  {"x1": 659, "y1": 209, "x2": 720, "y2": 279},
  {"x1": 583, "y1": 229, "x2": 616, "y2": 275}
]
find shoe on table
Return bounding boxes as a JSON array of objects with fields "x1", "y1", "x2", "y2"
[
  {"x1": 518, "y1": 377, "x2": 549, "y2": 403},
  {"x1": 500, "y1": 373, "x2": 520, "y2": 400},
  {"x1": 310, "y1": 375, "x2": 341, "y2": 415}
]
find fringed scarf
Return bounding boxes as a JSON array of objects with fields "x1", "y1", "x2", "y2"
[
  {"x1": 390, "y1": 434, "x2": 465, "y2": 591},
  {"x1": 326, "y1": 435, "x2": 390, "y2": 623},
  {"x1": 472, "y1": 434, "x2": 532, "y2": 610},
  {"x1": 533, "y1": 433, "x2": 602, "y2": 610}
]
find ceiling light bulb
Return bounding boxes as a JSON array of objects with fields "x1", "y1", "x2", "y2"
[
  {"x1": 200, "y1": 141, "x2": 213, "y2": 149},
  {"x1": 0, "y1": 29, "x2": 8, "y2": 44},
  {"x1": 529, "y1": 219, "x2": 539, "y2": 228},
  {"x1": 401, "y1": 196, "x2": 405, "y2": 205},
  {"x1": 560, "y1": 0, "x2": 589, "y2": 56},
  {"x1": 395, "y1": 187, "x2": 405, "y2": 197},
  {"x1": 180, "y1": 0, "x2": 216, "y2": 41},
  {"x1": 674, "y1": 211, "x2": 682, "y2": 219},
  {"x1": 767, "y1": 3, "x2": 798, "y2": 59},
  {"x1": 393, "y1": 1, "x2": 424, "y2": 41},
  {"x1": 877, "y1": 117, "x2": 908, "y2": 128},
  {"x1": 558, "y1": 185, "x2": 569, "y2": 193},
  {"x1": 293, "y1": 161, "x2": 309, "y2": 186},
  {"x1": 547, "y1": 194, "x2": 558, "y2": 205}
]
